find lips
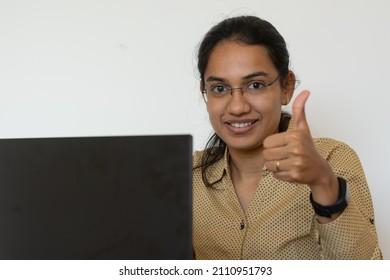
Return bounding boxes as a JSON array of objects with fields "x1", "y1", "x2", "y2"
[
  {"x1": 226, "y1": 120, "x2": 258, "y2": 129},
  {"x1": 230, "y1": 121, "x2": 256, "y2": 128}
]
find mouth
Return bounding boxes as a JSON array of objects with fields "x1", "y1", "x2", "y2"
[{"x1": 227, "y1": 120, "x2": 258, "y2": 128}]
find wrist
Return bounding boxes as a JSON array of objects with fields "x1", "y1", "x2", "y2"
[
  {"x1": 310, "y1": 177, "x2": 349, "y2": 219},
  {"x1": 310, "y1": 173, "x2": 339, "y2": 205}
]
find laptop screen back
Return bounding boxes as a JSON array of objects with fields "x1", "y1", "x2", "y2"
[{"x1": 0, "y1": 135, "x2": 192, "y2": 260}]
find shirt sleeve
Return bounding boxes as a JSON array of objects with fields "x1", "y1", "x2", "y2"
[{"x1": 313, "y1": 140, "x2": 382, "y2": 259}]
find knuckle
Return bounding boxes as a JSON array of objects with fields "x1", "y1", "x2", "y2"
[
  {"x1": 290, "y1": 131, "x2": 301, "y2": 141},
  {"x1": 293, "y1": 158, "x2": 305, "y2": 168},
  {"x1": 291, "y1": 171, "x2": 303, "y2": 182},
  {"x1": 289, "y1": 145, "x2": 302, "y2": 157}
]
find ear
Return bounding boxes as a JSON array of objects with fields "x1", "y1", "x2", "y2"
[
  {"x1": 200, "y1": 80, "x2": 205, "y2": 93},
  {"x1": 281, "y1": 71, "x2": 296, "y2": 105}
]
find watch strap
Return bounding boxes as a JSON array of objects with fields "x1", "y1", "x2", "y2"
[{"x1": 310, "y1": 177, "x2": 348, "y2": 218}]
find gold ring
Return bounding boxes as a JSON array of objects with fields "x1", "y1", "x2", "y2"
[{"x1": 276, "y1": 161, "x2": 280, "y2": 172}]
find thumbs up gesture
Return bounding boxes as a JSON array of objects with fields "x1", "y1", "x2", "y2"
[
  {"x1": 263, "y1": 90, "x2": 338, "y2": 193},
  {"x1": 292, "y1": 90, "x2": 311, "y2": 131}
]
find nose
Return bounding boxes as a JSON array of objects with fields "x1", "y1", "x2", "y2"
[{"x1": 227, "y1": 88, "x2": 250, "y2": 115}]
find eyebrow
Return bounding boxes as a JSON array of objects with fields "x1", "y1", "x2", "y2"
[{"x1": 205, "y1": 71, "x2": 270, "y2": 83}]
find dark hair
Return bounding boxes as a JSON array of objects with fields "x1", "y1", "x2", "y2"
[{"x1": 195, "y1": 15, "x2": 292, "y2": 187}]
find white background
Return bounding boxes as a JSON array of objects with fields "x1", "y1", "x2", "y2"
[{"x1": 0, "y1": 0, "x2": 389, "y2": 259}]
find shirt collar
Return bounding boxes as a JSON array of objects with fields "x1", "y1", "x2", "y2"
[{"x1": 206, "y1": 148, "x2": 229, "y2": 188}]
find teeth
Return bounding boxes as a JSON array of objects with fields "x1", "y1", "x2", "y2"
[{"x1": 231, "y1": 122, "x2": 254, "y2": 128}]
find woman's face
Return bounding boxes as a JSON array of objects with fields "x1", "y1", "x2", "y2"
[{"x1": 203, "y1": 41, "x2": 293, "y2": 153}]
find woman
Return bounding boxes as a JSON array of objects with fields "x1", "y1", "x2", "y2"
[{"x1": 192, "y1": 15, "x2": 382, "y2": 259}]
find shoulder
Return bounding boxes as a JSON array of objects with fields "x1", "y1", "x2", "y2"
[
  {"x1": 313, "y1": 137, "x2": 365, "y2": 175},
  {"x1": 192, "y1": 150, "x2": 204, "y2": 169},
  {"x1": 192, "y1": 148, "x2": 224, "y2": 168},
  {"x1": 313, "y1": 137, "x2": 358, "y2": 158},
  {"x1": 192, "y1": 148, "x2": 227, "y2": 187}
]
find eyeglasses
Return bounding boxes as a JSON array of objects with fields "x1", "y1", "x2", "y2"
[{"x1": 202, "y1": 74, "x2": 281, "y2": 102}]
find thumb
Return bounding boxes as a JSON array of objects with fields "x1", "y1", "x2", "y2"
[{"x1": 292, "y1": 90, "x2": 310, "y2": 130}]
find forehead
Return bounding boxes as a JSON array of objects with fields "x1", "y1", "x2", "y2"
[{"x1": 205, "y1": 41, "x2": 277, "y2": 80}]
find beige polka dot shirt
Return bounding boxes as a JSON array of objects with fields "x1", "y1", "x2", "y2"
[{"x1": 192, "y1": 137, "x2": 382, "y2": 259}]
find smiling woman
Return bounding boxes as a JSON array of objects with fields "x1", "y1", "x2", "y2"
[
  {"x1": 192, "y1": 15, "x2": 382, "y2": 260},
  {"x1": 202, "y1": 43, "x2": 292, "y2": 154}
]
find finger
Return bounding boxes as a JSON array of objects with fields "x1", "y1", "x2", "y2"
[
  {"x1": 292, "y1": 90, "x2": 310, "y2": 130},
  {"x1": 263, "y1": 131, "x2": 289, "y2": 149},
  {"x1": 263, "y1": 145, "x2": 289, "y2": 162},
  {"x1": 265, "y1": 160, "x2": 280, "y2": 173},
  {"x1": 266, "y1": 159, "x2": 286, "y2": 174},
  {"x1": 266, "y1": 159, "x2": 297, "y2": 183}
]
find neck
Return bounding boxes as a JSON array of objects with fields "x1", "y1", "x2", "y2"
[{"x1": 228, "y1": 146, "x2": 265, "y2": 180}]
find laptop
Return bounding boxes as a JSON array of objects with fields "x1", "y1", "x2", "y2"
[{"x1": 0, "y1": 135, "x2": 192, "y2": 260}]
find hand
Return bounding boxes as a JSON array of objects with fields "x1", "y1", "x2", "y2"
[{"x1": 263, "y1": 91, "x2": 337, "y2": 196}]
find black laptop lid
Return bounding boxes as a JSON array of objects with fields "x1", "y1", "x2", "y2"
[{"x1": 0, "y1": 135, "x2": 192, "y2": 260}]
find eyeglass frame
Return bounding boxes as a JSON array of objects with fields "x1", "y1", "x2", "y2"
[{"x1": 202, "y1": 74, "x2": 282, "y2": 102}]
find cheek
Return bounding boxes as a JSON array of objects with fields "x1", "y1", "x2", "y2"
[
  {"x1": 206, "y1": 103, "x2": 218, "y2": 123},
  {"x1": 206, "y1": 102, "x2": 225, "y2": 131},
  {"x1": 252, "y1": 97, "x2": 282, "y2": 115},
  {"x1": 206, "y1": 101, "x2": 222, "y2": 116}
]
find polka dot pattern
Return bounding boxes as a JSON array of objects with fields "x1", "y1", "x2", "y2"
[{"x1": 192, "y1": 136, "x2": 382, "y2": 259}]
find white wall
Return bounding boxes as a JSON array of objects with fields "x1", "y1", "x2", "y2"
[{"x1": 1, "y1": 0, "x2": 389, "y2": 259}]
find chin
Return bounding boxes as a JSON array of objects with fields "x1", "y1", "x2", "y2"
[{"x1": 225, "y1": 139, "x2": 264, "y2": 152}]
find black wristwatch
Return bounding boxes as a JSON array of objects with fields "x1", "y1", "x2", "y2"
[{"x1": 310, "y1": 177, "x2": 349, "y2": 218}]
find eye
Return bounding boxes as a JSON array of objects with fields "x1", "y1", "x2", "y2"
[
  {"x1": 210, "y1": 85, "x2": 230, "y2": 95},
  {"x1": 247, "y1": 81, "x2": 266, "y2": 90}
]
